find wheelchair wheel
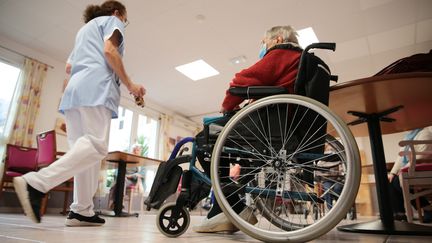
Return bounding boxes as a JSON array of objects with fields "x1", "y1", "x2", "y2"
[
  {"x1": 156, "y1": 202, "x2": 190, "y2": 238},
  {"x1": 211, "y1": 94, "x2": 360, "y2": 243}
]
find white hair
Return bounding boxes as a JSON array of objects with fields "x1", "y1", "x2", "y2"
[{"x1": 265, "y1": 26, "x2": 299, "y2": 45}]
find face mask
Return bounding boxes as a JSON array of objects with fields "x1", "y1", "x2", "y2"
[{"x1": 258, "y1": 43, "x2": 267, "y2": 59}]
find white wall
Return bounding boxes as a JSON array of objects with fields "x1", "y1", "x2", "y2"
[{"x1": 355, "y1": 131, "x2": 406, "y2": 165}]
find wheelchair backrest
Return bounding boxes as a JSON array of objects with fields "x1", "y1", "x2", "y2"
[
  {"x1": 293, "y1": 43, "x2": 336, "y2": 158},
  {"x1": 294, "y1": 43, "x2": 336, "y2": 106}
]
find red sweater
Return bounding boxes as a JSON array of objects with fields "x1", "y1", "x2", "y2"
[{"x1": 222, "y1": 47, "x2": 301, "y2": 111}]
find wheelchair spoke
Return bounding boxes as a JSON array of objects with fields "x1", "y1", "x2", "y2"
[
  {"x1": 220, "y1": 163, "x2": 271, "y2": 199},
  {"x1": 289, "y1": 121, "x2": 328, "y2": 159},
  {"x1": 287, "y1": 111, "x2": 322, "y2": 161},
  {"x1": 281, "y1": 105, "x2": 308, "y2": 150},
  {"x1": 229, "y1": 126, "x2": 273, "y2": 162},
  {"x1": 282, "y1": 103, "x2": 291, "y2": 150},
  {"x1": 238, "y1": 116, "x2": 278, "y2": 156},
  {"x1": 266, "y1": 106, "x2": 273, "y2": 153},
  {"x1": 249, "y1": 107, "x2": 281, "y2": 161},
  {"x1": 277, "y1": 104, "x2": 284, "y2": 151}
]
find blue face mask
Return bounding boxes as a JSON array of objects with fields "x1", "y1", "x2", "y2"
[{"x1": 258, "y1": 43, "x2": 267, "y2": 59}]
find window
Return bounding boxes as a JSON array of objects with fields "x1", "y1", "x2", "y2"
[
  {"x1": 0, "y1": 61, "x2": 21, "y2": 136},
  {"x1": 136, "y1": 114, "x2": 158, "y2": 158},
  {"x1": 106, "y1": 105, "x2": 160, "y2": 196},
  {"x1": 107, "y1": 106, "x2": 160, "y2": 157},
  {"x1": 108, "y1": 106, "x2": 133, "y2": 152}
]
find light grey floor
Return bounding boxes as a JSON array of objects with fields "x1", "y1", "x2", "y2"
[{"x1": 0, "y1": 212, "x2": 431, "y2": 243}]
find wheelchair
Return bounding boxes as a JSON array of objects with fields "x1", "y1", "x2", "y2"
[{"x1": 144, "y1": 43, "x2": 361, "y2": 242}]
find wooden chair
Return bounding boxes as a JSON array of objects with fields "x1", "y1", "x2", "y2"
[
  {"x1": 399, "y1": 140, "x2": 432, "y2": 223},
  {"x1": 0, "y1": 144, "x2": 38, "y2": 198},
  {"x1": 36, "y1": 130, "x2": 73, "y2": 215},
  {"x1": 124, "y1": 176, "x2": 145, "y2": 213},
  {"x1": 107, "y1": 174, "x2": 145, "y2": 213}
]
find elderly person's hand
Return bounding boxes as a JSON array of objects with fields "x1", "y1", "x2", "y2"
[{"x1": 230, "y1": 164, "x2": 241, "y2": 180}]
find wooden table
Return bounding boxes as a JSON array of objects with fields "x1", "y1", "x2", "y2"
[
  {"x1": 329, "y1": 72, "x2": 432, "y2": 235},
  {"x1": 103, "y1": 151, "x2": 162, "y2": 217}
]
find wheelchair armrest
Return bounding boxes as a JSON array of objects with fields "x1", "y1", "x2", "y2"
[{"x1": 228, "y1": 86, "x2": 289, "y2": 99}]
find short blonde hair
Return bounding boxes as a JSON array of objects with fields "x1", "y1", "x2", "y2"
[{"x1": 265, "y1": 26, "x2": 299, "y2": 45}]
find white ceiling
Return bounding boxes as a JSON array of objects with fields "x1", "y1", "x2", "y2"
[{"x1": 1, "y1": 0, "x2": 431, "y2": 121}]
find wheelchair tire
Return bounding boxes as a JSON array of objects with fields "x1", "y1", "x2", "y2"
[
  {"x1": 211, "y1": 94, "x2": 361, "y2": 243},
  {"x1": 156, "y1": 202, "x2": 190, "y2": 238},
  {"x1": 253, "y1": 134, "x2": 345, "y2": 230}
]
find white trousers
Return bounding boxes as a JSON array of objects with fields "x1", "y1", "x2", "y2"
[{"x1": 24, "y1": 106, "x2": 111, "y2": 216}]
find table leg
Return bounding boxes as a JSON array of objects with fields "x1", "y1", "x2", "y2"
[
  {"x1": 114, "y1": 159, "x2": 127, "y2": 216},
  {"x1": 337, "y1": 107, "x2": 432, "y2": 235},
  {"x1": 102, "y1": 159, "x2": 138, "y2": 217},
  {"x1": 366, "y1": 114, "x2": 394, "y2": 227}
]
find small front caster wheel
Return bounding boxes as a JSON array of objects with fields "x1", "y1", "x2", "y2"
[{"x1": 156, "y1": 202, "x2": 190, "y2": 237}]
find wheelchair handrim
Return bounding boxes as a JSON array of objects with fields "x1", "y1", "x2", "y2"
[{"x1": 211, "y1": 94, "x2": 361, "y2": 242}]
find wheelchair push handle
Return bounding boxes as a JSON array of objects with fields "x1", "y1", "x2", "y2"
[
  {"x1": 304, "y1": 42, "x2": 336, "y2": 52},
  {"x1": 306, "y1": 42, "x2": 338, "y2": 82}
]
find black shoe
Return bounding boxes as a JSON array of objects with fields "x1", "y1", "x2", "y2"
[
  {"x1": 423, "y1": 210, "x2": 432, "y2": 223},
  {"x1": 394, "y1": 213, "x2": 407, "y2": 221},
  {"x1": 65, "y1": 211, "x2": 105, "y2": 227},
  {"x1": 13, "y1": 177, "x2": 45, "y2": 223}
]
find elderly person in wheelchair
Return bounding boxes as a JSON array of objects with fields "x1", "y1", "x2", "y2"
[
  {"x1": 145, "y1": 25, "x2": 360, "y2": 242},
  {"x1": 194, "y1": 25, "x2": 303, "y2": 233}
]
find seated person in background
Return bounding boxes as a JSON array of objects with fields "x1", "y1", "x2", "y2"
[
  {"x1": 202, "y1": 164, "x2": 242, "y2": 211},
  {"x1": 108, "y1": 166, "x2": 145, "y2": 210},
  {"x1": 108, "y1": 144, "x2": 146, "y2": 210},
  {"x1": 322, "y1": 179, "x2": 343, "y2": 210},
  {"x1": 194, "y1": 25, "x2": 303, "y2": 233},
  {"x1": 388, "y1": 126, "x2": 432, "y2": 222},
  {"x1": 316, "y1": 145, "x2": 343, "y2": 210}
]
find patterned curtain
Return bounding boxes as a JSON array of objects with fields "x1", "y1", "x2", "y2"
[
  {"x1": 9, "y1": 58, "x2": 48, "y2": 147},
  {"x1": 158, "y1": 113, "x2": 172, "y2": 161}
]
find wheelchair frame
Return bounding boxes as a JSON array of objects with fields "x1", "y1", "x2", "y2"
[{"x1": 149, "y1": 43, "x2": 361, "y2": 243}]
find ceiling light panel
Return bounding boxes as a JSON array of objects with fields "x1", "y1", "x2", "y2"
[
  {"x1": 297, "y1": 27, "x2": 319, "y2": 48},
  {"x1": 175, "y1": 59, "x2": 219, "y2": 81}
]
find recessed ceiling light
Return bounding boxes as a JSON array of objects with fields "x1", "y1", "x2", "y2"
[
  {"x1": 175, "y1": 59, "x2": 219, "y2": 81},
  {"x1": 297, "y1": 27, "x2": 319, "y2": 48},
  {"x1": 229, "y1": 55, "x2": 247, "y2": 65},
  {"x1": 196, "y1": 14, "x2": 206, "y2": 23}
]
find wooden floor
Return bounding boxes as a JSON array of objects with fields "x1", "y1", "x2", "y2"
[{"x1": 0, "y1": 212, "x2": 431, "y2": 243}]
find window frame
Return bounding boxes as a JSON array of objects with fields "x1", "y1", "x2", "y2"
[{"x1": 115, "y1": 98, "x2": 160, "y2": 159}]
